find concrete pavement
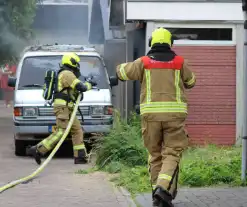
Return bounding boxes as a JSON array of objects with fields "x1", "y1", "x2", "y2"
[
  {"x1": 0, "y1": 102, "x2": 13, "y2": 118},
  {"x1": 2, "y1": 103, "x2": 247, "y2": 207},
  {"x1": 135, "y1": 188, "x2": 247, "y2": 207},
  {"x1": 0, "y1": 106, "x2": 135, "y2": 207}
]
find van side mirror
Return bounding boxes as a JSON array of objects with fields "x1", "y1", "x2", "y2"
[
  {"x1": 8, "y1": 77, "x2": 16, "y2": 87},
  {"x1": 109, "y1": 76, "x2": 118, "y2": 87}
]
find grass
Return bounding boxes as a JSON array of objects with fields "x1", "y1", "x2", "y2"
[
  {"x1": 179, "y1": 145, "x2": 243, "y2": 187},
  {"x1": 77, "y1": 113, "x2": 245, "y2": 195}
]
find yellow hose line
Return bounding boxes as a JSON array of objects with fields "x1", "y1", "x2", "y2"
[{"x1": 0, "y1": 94, "x2": 82, "y2": 194}]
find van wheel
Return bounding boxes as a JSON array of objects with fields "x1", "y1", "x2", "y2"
[{"x1": 15, "y1": 140, "x2": 26, "y2": 156}]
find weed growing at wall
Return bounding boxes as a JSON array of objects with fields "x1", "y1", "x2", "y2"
[
  {"x1": 87, "y1": 113, "x2": 245, "y2": 194},
  {"x1": 94, "y1": 112, "x2": 147, "y2": 168}
]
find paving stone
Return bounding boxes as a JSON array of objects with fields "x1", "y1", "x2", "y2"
[
  {"x1": 0, "y1": 117, "x2": 135, "y2": 207},
  {"x1": 136, "y1": 188, "x2": 247, "y2": 207}
]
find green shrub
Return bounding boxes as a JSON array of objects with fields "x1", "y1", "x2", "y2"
[
  {"x1": 110, "y1": 166, "x2": 151, "y2": 194},
  {"x1": 179, "y1": 145, "x2": 243, "y2": 187},
  {"x1": 92, "y1": 112, "x2": 245, "y2": 193},
  {"x1": 94, "y1": 113, "x2": 147, "y2": 168}
]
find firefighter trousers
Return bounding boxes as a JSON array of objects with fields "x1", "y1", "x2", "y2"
[
  {"x1": 141, "y1": 116, "x2": 189, "y2": 199},
  {"x1": 36, "y1": 105, "x2": 86, "y2": 158}
]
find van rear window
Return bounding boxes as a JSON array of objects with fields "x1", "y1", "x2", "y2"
[{"x1": 18, "y1": 55, "x2": 109, "y2": 89}]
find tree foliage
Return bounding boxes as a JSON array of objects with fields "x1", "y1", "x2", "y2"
[{"x1": 0, "y1": 0, "x2": 40, "y2": 63}]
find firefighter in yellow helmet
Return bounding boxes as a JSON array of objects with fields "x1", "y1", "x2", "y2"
[
  {"x1": 26, "y1": 52, "x2": 97, "y2": 165},
  {"x1": 116, "y1": 28, "x2": 196, "y2": 207}
]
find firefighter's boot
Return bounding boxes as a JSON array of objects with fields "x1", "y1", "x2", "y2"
[
  {"x1": 74, "y1": 149, "x2": 87, "y2": 164},
  {"x1": 152, "y1": 189, "x2": 164, "y2": 207},
  {"x1": 152, "y1": 189, "x2": 160, "y2": 207},
  {"x1": 153, "y1": 187, "x2": 174, "y2": 207},
  {"x1": 26, "y1": 146, "x2": 42, "y2": 165},
  {"x1": 152, "y1": 197, "x2": 161, "y2": 207}
]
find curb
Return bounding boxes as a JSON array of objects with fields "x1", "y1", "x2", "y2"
[
  {"x1": 119, "y1": 187, "x2": 138, "y2": 207},
  {"x1": 112, "y1": 184, "x2": 137, "y2": 207}
]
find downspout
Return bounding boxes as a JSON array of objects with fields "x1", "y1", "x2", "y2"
[{"x1": 242, "y1": 1, "x2": 247, "y2": 181}]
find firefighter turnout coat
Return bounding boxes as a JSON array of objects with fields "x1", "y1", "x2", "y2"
[{"x1": 116, "y1": 53, "x2": 196, "y2": 198}]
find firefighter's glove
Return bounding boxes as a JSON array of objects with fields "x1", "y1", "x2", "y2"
[
  {"x1": 86, "y1": 77, "x2": 97, "y2": 87},
  {"x1": 84, "y1": 82, "x2": 92, "y2": 90},
  {"x1": 76, "y1": 82, "x2": 88, "y2": 93}
]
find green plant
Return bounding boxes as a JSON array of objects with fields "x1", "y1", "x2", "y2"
[
  {"x1": 76, "y1": 167, "x2": 98, "y2": 175},
  {"x1": 110, "y1": 166, "x2": 150, "y2": 194},
  {"x1": 179, "y1": 145, "x2": 243, "y2": 187},
  {"x1": 94, "y1": 112, "x2": 148, "y2": 169},
  {"x1": 88, "y1": 113, "x2": 245, "y2": 194}
]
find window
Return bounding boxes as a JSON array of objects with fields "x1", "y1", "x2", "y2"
[
  {"x1": 18, "y1": 56, "x2": 109, "y2": 89},
  {"x1": 109, "y1": 0, "x2": 125, "y2": 27},
  {"x1": 164, "y1": 28, "x2": 232, "y2": 41}
]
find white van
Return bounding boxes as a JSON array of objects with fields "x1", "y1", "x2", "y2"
[{"x1": 8, "y1": 44, "x2": 118, "y2": 156}]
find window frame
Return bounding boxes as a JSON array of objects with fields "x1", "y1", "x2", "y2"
[{"x1": 153, "y1": 23, "x2": 236, "y2": 46}]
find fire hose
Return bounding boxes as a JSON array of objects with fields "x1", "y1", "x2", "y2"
[{"x1": 0, "y1": 94, "x2": 82, "y2": 194}]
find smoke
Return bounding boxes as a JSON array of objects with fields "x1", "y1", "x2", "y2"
[
  {"x1": 32, "y1": 3, "x2": 89, "y2": 45},
  {"x1": 0, "y1": 1, "x2": 27, "y2": 63}
]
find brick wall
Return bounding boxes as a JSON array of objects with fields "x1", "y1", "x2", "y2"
[{"x1": 173, "y1": 46, "x2": 236, "y2": 145}]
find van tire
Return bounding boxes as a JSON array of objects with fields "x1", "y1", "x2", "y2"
[{"x1": 15, "y1": 140, "x2": 26, "y2": 156}]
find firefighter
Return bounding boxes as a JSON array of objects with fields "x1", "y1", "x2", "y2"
[
  {"x1": 116, "y1": 28, "x2": 196, "y2": 207},
  {"x1": 27, "y1": 52, "x2": 97, "y2": 165}
]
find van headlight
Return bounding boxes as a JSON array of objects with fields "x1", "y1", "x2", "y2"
[
  {"x1": 23, "y1": 107, "x2": 38, "y2": 117},
  {"x1": 90, "y1": 106, "x2": 104, "y2": 115},
  {"x1": 90, "y1": 106, "x2": 113, "y2": 116}
]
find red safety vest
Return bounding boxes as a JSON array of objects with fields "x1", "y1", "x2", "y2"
[{"x1": 140, "y1": 56, "x2": 184, "y2": 70}]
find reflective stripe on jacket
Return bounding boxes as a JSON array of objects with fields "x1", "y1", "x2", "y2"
[
  {"x1": 116, "y1": 55, "x2": 196, "y2": 116},
  {"x1": 54, "y1": 70, "x2": 80, "y2": 107}
]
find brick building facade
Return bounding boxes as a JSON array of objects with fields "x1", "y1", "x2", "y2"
[
  {"x1": 174, "y1": 46, "x2": 236, "y2": 144},
  {"x1": 91, "y1": 0, "x2": 244, "y2": 145}
]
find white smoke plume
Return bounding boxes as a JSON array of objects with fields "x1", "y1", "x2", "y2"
[{"x1": 0, "y1": 0, "x2": 33, "y2": 63}]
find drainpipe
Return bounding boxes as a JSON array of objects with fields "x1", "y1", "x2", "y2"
[
  {"x1": 124, "y1": 0, "x2": 128, "y2": 121},
  {"x1": 242, "y1": 1, "x2": 247, "y2": 181}
]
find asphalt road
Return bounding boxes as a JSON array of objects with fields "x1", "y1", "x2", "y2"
[{"x1": 0, "y1": 116, "x2": 132, "y2": 207}]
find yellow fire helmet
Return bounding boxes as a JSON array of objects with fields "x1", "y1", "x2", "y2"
[
  {"x1": 61, "y1": 52, "x2": 81, "y2": 69},
  {"x1": 149, "y1": 28, "x2": 173, "y2": 47}
]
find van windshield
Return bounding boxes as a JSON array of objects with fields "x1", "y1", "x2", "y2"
[{"x1": 18, "y1": 55, "x2": 109, "y2": 89}]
